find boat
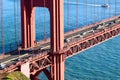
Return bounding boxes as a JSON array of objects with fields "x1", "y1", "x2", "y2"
[{"x1": 101, "y1": 4, "x2": 110, "y2": 8}]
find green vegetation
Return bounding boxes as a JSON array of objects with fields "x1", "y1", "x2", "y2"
[{"x1": 0, "y1": 71, "x2": 30, "y2": 80}]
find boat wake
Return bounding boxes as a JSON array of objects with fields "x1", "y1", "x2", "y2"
[{"x1": 64, "y1": 2, "x2": 101, "y2": 7}]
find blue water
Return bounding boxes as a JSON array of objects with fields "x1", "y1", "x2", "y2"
[{"x1": 1, "y1": 0, "x2": 120, "y2": 80}]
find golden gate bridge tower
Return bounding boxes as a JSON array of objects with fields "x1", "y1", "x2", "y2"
[
  {"x1": 0, "y1": 0, "x2": 120, "y2": 80},
  {"x1": 21, "y1": 0, "x2": 64, "y2": 80}
]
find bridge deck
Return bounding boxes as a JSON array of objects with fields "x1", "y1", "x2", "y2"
[{"x1": 0, "y1": 15, "x2": 120, "y2": 73}]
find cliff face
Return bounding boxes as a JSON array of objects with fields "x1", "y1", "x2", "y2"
[
  {"x1": 0, "y1": 73, "x2": 7, "y2": 80},
  {"x1": 1, "y1": 71, "x2": 30, "y2": 80}
]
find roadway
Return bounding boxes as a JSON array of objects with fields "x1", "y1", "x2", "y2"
[{"x1": 0, "y1": 15, "x2": 120, "y2": 69}]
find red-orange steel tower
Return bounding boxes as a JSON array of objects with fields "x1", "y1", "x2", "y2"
[
  {"x1": 21, "y1": 0, "x2": 36, "y2": 48},
  {"x1": 21, "y1": 0, "x2": 64, "y2": 80}
]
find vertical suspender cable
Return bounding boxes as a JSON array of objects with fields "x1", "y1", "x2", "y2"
[
  {"x1": 76, "y1": 0, "x2": 78, "y2": 28},
  {"x1": 0, "y1": 0, "x2": 5, "y2": 55},
  {"x1": 14, "y1": 0, "x2": 17, "y2": 45},
  {"x1": 90, "y1": 0, "x2": 93, "y2": 23},
  {"x1": 96, "y1": 0, "x2": 98, "y2": 22},
  {"x1": 0, "y1": 0, "x2": 1, "y2": 53},
  {"x1": 108, "y1": 0, "x2": 110, "y2": 18},
  {"x1": 67, "y1": 0, "x2": 70, "y2": 31},
  {"x1": 103, "y1": 0, "x2": 105, "y2": 19},
  {"x1": 17, "y1": 0, "x2": 21, "y2": 56},
  {"x1": 98, "y1": 0, "x2": 100, "y2": 21},
  {"x1": 38, "y1": 7, "x2": 42, "y2": 53},
  {"x1": 97, "y1": 0, "x2": 98, "y2": 21},
  {"x1": 44, "y1": 0, "x2": 47, "y2": 40},
  {"x1": 115, "y1": 0, "x2": 116, "y2": 16},
  {"x1": 92, "y1": 0, "x2": 94, "y2": 23},
  {"x1": 17, "y1": 0, "x2": 20, "y2": 46},
  {"x1": 94, "y1": 0, "x2": 96, "y2": 23},
  {"x1": 85, "y1": 0, "x2": 88, "y2": 25},
  {"x1": 39, "y1": 9, "x2": 42, "y2": 41}
]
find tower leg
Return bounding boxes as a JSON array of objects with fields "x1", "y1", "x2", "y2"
[
  {"x1": 51, "y1": 54, "x2": 65, "y2": 80},
  {"x1": 49, "y1": 0, "x2": 64, "y2": 80},
  {"x1": 21, "y1": 0, "x2": 35, "y2": 49}
]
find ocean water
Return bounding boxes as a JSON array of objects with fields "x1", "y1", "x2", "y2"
[{"x1": 0, "y1": 0, "x2": 120, "y2": 80}]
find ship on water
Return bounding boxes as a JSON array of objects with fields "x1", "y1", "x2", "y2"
[{"x1": 101, "y1": 4, "x2": 110, "y2": 8}]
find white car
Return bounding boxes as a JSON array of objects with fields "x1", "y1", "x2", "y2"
[{"x1": 64, "y1": 38, "x2": 70, "y2": 43}]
